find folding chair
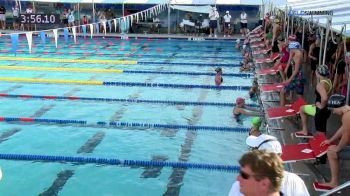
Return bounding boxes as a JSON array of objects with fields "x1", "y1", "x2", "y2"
[{"x1": 266, "y1": 97, "x2": 306, "y2": 119}]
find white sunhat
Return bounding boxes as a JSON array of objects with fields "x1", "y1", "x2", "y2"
[
  {"x1": 226, "y1": 11, "x2": 229, "y2": 14},
  {"x1": 246, "y1": 134, "x2": 282, "y2": 154}
]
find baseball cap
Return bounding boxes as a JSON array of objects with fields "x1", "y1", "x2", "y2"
[
  {"x1": 246, "y1": 134, "x2": 282, "y2": 154},
  {"x1": 328, "y1": 94, "x2": 346, "y2": 109}
]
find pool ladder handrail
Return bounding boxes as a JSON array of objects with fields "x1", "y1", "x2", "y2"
[{"x1": 320, "y1": 181, "x2": 350, "y2": 196}]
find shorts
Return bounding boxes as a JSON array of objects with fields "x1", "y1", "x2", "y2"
[
  {"x1": 281, "y1": 63, "x2": 287, "y2": 71},
  {"x1": 240, "y1": 22, "x2": 247, "y2": 28},
  {"x1": 284, "y1": 71, "x2": 304, "y2": 95},
  {"x1": 0, "y1": 14, "x2": 5, "y2": 21},
  {"x1": 63, "y1": 19, "x2": 68, "y2": 24},
  {"x1": 13, "y1": 16, "x2": 19, "y2": 23},
  {"x1": 209, "y1": 20, "x2": 217, "y2": 29},
  {"x1": 224, "y1": 22, "x2": 231, "y2": 29},
  {"x1": 338, "y1": 146, "x2": 350, "y2": 160},
  {"x1": 314, "y1": 106, "x2": 331, "y2": 132}
]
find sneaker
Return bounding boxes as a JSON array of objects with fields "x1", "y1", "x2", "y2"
[
  {"x1": 224, "y1": 35, "x2": 226, "y2": 38},
  {"x1": 208, "y1": 34, "x2": 212, "y2": 37}
]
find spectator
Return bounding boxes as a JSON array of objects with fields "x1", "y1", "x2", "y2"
[
  {"x1": 208, "y1": 7, "x2": 219, "y2": 38},
  {"x1": 25, "y1": 5, "x2": 34, "y2": 31},
  {"x1": 62, "y1": 8, "x2": 69, "y2": 27},
  {"x1": 68, "y1": 8, "x2": 75, "y2": 28},
  {"x1": 234, "y1": 150, "x2": 284, "y2": 196},
  {"x1": 228, "y1": 133, "x2": 310, "y2": 196},
  {"x1": 315, "y1": 94, "x2": 350, "y2": 190},
  {"x1": 240, "y1": 11, "x2": 248, "y2": 36},
  {"x1": 308, "y1": 36, "x2": 321, "y2": 86},
  {"x1": 223, "y1": 11, "x2": 232, "y2": 37},
  {"x1": 82, "y1": 15, "x2": 88, "y2": 25},
  {"x1": 0, "y1": 5, "x2": 6, "y2": 30},
  {"x1": 12, "y1": 4, "x2": 20, "y2": 30},
  {"x1": 333, "y1": 52, "x2": 349, "y2": 95}
]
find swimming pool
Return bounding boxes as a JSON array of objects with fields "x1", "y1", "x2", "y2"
[{"x1": 0, "y1": 36, "x2": 255, "y2": 195}]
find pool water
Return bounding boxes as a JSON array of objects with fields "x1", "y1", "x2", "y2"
[{"x1": 0, "y1": 36, "x2": 255, "y2": 195}]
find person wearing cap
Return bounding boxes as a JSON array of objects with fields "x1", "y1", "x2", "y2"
[
  {"x1": 280, "y1": 41, "x2": 305, "y2": 106},
  {"x1": 308, "y1": 35, "x2": 321, "y2": 86},
  {"x1": 240, "y1": 11, "x2": 248, "y2": 37},
  {"x1": 314, "y1": 94, "x2": 350, "y2": 190},
  {"x1": 233, "y1": 97, "x2": 260, "y2": 123},
  {"x1": 228, "y1": 149, "x2": 310, "y2": 196},
  {"x1": 297, "y1": 65, "x2": 332, "y2": 138},
  {"x1": 209, "y1": 7, "x2": 219, "y2": 38},
  {"x1": 223, "y1": 11, "x2": 232, "y2": 38},
  {"x1": 215, "y1": 67, "x2": 223, "y2": 86}
]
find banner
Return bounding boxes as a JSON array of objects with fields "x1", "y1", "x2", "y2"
[
  {"x1": 82, "y1": 25, "x2": 87, "y2": 39},
  {"x1": 64, "y1": 28, "x2": 69, "y2": 42},
  {"x1": 25, "y1": 32, "x2": 33, "y2": 53},
  {"x1": 53, "y1": 29, "x2": 58, "y2": 48},
  {"x1": 72, "y1": 26, "x2": 77, "y2": 43},
  {"x1": 10, "y1": 34, "x2": 19, "y2": 54},
  {"x1": 40, "y1": 31, "x2": 46, "y2": 45}
]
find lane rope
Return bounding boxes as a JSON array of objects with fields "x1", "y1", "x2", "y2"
[
  {"x1": 0, "y1": 65, "x2": 123, "y2": 73},
  {"x1": 0, "y1": 77, "x2": 251, "y2": 90},
  {"x1": 0, "y1": 57, "x2": 137, "y2": 65},
  {"x1": 0, "y1": 153, "x2": 240, "y2": 172},
  {"x1": 0, "y1": 116, "x2": 250, "y2": 133}
]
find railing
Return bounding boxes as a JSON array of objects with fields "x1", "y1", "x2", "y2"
[{"x1": 320, "y1": 181, "x2": 350, "y2": 196}]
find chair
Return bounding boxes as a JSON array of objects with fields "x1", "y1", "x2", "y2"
[{"x1": 266, "y1": 97, "x2": 306, "y2": 119}]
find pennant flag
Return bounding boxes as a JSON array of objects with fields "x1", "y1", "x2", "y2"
[
  {"x1": 113, "y1": 19, "x2": 117, "y2": 32},
  {"x1": 10, "y1": 34, "x2": 19, "y2": 54},
  {"x1": 95, "y1": 23, "x2": 100, "y2": 34},
  {"x1": 64, "y1": 28, "x2": 69, "y2": 42},
  {"x1": 108, "y1": 20, "x2": 112, "y2": 33},
  {"x1": 141, "y1": 12, "x2": 143, "y2": 21},
  {"x1": 82, "y1": 25, "x2": 87, "y2": 39},
  {"x1": 136, "y1": 13, "x2": 139, "y2": 23},
  {"x1": 130, "y1": 15, "x2": 133, "y2": 27},
  {"x1": 53, "y1": 29, "x2": 58, "y2": 48},
  {"x1": 40, "y1": 31, "x2": 46, "y2": 45},
  {"x1": 72, "y1": 26, "x2": 77, "y2": 43},
  {"x1": 25, "y1": 32, "x2": 33, "y2": 53},
  {"x1": 89, "y1": 24, "x2": 94, "y2": 39},
  {"x1": 102, "y1": 21, "x2": 106, "y2": 35}
]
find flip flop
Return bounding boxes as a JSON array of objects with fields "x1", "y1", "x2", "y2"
[
  {"x1": 295, "y1": 132, "x2": 314, "y2": 138},
  {"x1": 313, "y1": 182, "x2": 334, "y2": 192}
]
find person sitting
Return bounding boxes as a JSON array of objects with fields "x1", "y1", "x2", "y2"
[
  {"x1": 215, "y1": 67, "x2": 223, "y2": 86},
  {"x1": 233, "y1": 97, "x2": 260, "y2": 122},
  {"x1": 314, "y1": 94, "x2": 350, "y2": 191}
]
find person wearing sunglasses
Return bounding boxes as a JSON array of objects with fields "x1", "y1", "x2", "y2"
[{"x1": 228, "y1": 135, "x2": 309, "y2": 196}]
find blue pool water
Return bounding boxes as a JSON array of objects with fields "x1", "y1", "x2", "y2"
[{"x1": 0, "y1": 36, "x2": 254, "y2": 195}]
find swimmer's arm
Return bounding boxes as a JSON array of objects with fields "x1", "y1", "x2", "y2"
[
  {"x1": 238, "y1": 108, "x2": 259, "y2": 116},
  {"x1": 284, "y1": 51, "x2": 293, "y2": 75},
  {"x1": 244, "y1": 106, "x2": 260, "y2": 112}
]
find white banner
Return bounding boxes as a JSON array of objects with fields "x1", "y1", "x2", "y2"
[
  {"x1": 25, "y1": 32, "x2": 33, "y2": 53},
  {"x1": 52, "y1": 29, "x2": 58, "y2": 48}
]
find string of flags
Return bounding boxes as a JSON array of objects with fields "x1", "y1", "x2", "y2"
[{"x1": 4, "y1": 3, "x2": 168, "y2": 54}]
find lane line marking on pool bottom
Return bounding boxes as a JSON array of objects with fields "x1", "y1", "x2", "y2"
[
  {"x1": 0, "y1": 57, "x2": 137, "y2": 65},
  {"x1": 0, "y1": 93, "x2": 260, "y2": 107},
  {"x1": 0, "y1": 153, "x2": 240, "y2": 172},
  {"x1": 0, "y1": 66, "x2": 123, "y2": 73},
  {"x1": 0, "y1": 77, "x2": 251, "y2": 90},
  {"x1": 0, "y1": 116, "x2": 250, "y2": 133}
]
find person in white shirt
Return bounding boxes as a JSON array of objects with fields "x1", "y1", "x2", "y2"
[
  {"x1": 12, "y1": 4, "x2": 20, "y2": 30},
  {"x1": 228, "y1": 128, "x2": 310, "y2": 196},
  {"x1": 208, "y1": 7, "x2": 219, "y2": 38},
  {"x1": 223, "y1": 11, "x2": 232, "y2": 37},
  {"x1": 240, "y1": 11, "x2": 248, "y2": 36}
]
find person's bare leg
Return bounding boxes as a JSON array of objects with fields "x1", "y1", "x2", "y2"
[
  {"x1": 296, "y1": 106, "x2": 309, "y2": 135},
  {"x1": 319, "y1": 149, "x2": 339, "y2": 188},
  {"x1": 280, "y1": 89, "x2": 286, "y2": 106}
]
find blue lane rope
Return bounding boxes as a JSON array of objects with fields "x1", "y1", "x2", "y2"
[
  {"x1": 0, "y1": 153, "x2": 240, "y2": 172},
  {"x1": 0, "y1": 93, "x2": 259, "y2": 108},
  {"x1": 101, "y1": 82, "x2": 251, "y2": 90},
  {"x1": 123, "y1": 70, "x2": 252, "y2": 78},
  {"x1": 0, "y1": 117, "x2": 250, "y2": 133},
  {"x1": 137, "y1": 61, "x2": 241, "y2": 67}
]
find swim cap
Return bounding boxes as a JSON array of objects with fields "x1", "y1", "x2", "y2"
[
  {"x1": 328, "y1": 94, "x2": 346, "y2": 109},
  {"x1": 236, "y1": 97, "x2": 245, "y2": 104},
  {"x1": 288, "y1": 41, "x2": 300, "y2": 49},
  {"x1": 215, "y1": 67, "x2": 222, "y2": 72},
  {"x1": 288, "y1": 34, "x2": 296, "y2": 41},
  {"x1": 316, "y1": 64, "x2": 329, "y2": 77},
  {"x1": 251, "y1": 117, "x2": 262, "y2": 128}
]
